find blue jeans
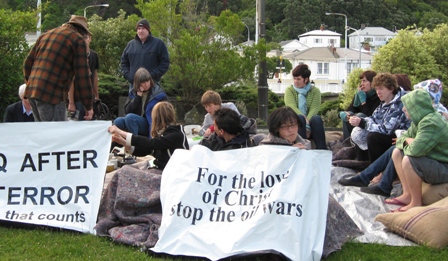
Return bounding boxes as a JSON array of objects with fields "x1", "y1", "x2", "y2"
[
  {"x1": 358, "y1": 145, "x2": 397, "y2": 193},
  {"x1": 113, "y1": 113, "x2": 150, "y2": 137},
  {"x1": 298, "y1": 114, "x2": 326, "y2": 149}
]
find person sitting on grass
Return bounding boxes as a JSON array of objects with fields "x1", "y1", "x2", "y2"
[
  {"x1": 338, "y1": 79, "x2": 448, "y2": 198},
  {"x1": 199, "y1": 108, "x2": 254, "y2": 151},
  {"x1": 339, "y1": 70, "x2": 379, "y2": 140},
  {"x1": 113, "y1": 67, "x2": 167, "y2": 138},
  {"x1": 199, "y1": 90, "x2": 256, "y2": 137},
  {"x1": 284, "y1": 64, "x2": 326, "y2": 149},
  {"x1": 259, "y1": 106, "x2": 311, "y2": 150},
  {"x1": 259, "y1": 106, "x2": 362, "y2": 257},
  {"x1": 108, "y1": 101, "x2": 189, "y2": 170},
  {"x1": 349, "y1": 73, "x2": 410, "y2": 163},
  {"x1": 388, "y1": 88, "x2": 448, "y2": 212}
]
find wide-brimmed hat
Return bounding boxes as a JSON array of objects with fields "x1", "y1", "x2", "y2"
[{"x1": 67, "y1": 15, "x2": 92, "y2": 35}]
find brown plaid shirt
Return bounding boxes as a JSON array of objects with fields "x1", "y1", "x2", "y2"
[{"x1": 24, "y1": 26, "x2": 93, "y2": 110}]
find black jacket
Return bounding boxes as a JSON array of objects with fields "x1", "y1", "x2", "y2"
[
  {"x1": 345, "y1": 94, "x2": 380, "y2": 117},
  {"x1": 3, "y1": 101, "x2": 34, "y2": 122},
  {"x1": 199, "y1": 131, "x2": 255, "y2": 151},
  {"x1": 131, "y1": 125, "x2": 189, "y2": 170}
]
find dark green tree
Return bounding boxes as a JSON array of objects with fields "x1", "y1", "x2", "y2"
[{"x1": 0, "y1": 9, "x2": 35, "y2": 119}]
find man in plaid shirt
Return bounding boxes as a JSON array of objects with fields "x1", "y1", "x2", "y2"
[{"x1": 24, "y1": 15, "x2": 94, "y2": 121}]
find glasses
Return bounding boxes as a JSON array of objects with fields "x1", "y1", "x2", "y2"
[{"x1": 280, "y1": 123, "x2": 298, "y2": 130}]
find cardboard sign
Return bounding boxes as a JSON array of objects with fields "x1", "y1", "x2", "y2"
[
  {"x1": 152, "y1": 145, "x2": 332, "y2": 260},
  {"x1": 0, "y1": 121, "x2": 110, "y2": 233}
]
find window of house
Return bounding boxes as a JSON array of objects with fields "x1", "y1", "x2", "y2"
[
  {"x1": 328, "y1": 39, "x2": 335, "y2": 44},
  {"x1": 364, "y1": 37, "x2": 373, "y2": 43},
  {"x1": 314, "y1": 38, "x2": 322, "y2": 44},
  {"x1": 376, "y1": 37, "x2": 386, "y2": 41},
  {"x1": 317, "y1": 62, "x2": 329, "y2": 75}
]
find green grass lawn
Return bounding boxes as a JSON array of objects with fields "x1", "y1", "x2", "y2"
[{"x1": 0, "y1": 225, "x2": 447, "y2": 261}]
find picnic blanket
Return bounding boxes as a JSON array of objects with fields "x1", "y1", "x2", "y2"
[
  {"x1": 330, "y1": 137, "x2": 370, "y2": 171},
  {"x1": 94, "y1": 161, "x2": 163, "y2": 248}
]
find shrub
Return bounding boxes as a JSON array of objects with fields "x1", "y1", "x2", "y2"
[
  {"x1": 97, "y1": 73, "x2": 129, "y2": 119},
  {"x1": 320, "y1": 99, "x2": 342, "y2": 116},
  {"x1": 322, "y1": 109, "x2": 341, "y2": 128}
]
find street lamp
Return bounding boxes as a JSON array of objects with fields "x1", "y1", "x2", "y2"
[
  {"x1": 325, "y1": 12, "x2": 347, "y2": 80},
  {"x1": 242, "y1": 22, "x2": 250, "y2": 42},
  {"x1": 84, "y1": 4, "x2": 109, "y2": 17},
  {"x1": 346, "y1": 26, "x2": 362, "y2": 69}
]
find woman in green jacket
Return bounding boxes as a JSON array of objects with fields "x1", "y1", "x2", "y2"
[{"x1": 284, "y1": 64, "x2": 327, "y2": 149}]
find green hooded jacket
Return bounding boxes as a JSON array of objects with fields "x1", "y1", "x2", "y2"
[{"x1": 397, "y1": 89, "x2": 448, "y2": 163}]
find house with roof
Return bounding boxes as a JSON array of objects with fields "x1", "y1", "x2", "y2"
[
  {"x1": 278, "y1": 39, "x2": 309, "y2": 53},
  {"x1": 348, "y1": 26, "x2": 396, "y2": 51},
  {"x1": 243, "y1": 26, "x2": 393, "y2": 94},
  {"x1": 269, "y1": 46, "x2": 372, "y2": 94},
  {"x1": 298, "y1": 29, "x2": 342, "y2": 48}
]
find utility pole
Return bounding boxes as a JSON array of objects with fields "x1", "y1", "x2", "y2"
[{"x1": 257, "y1": 0, "x2": 268, "y2": 122}]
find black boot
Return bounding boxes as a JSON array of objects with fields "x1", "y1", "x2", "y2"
[
  {"x1": 338, "y1": 175, "x2": 368, "y2": 187},
  {"x1": 360, "y1": 184, "x2": 390, "y2": 197}
]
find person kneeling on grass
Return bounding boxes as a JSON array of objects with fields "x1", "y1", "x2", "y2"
[
  {"x1": 388, "y1": 89, "x2": 448, "y2": 212},
  {"x1": 199, "y1": 108, "x2": 255, "y2": 151}
]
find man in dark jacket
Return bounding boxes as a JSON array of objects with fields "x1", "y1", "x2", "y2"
[
  {"x1": 199, "y1": 108, "x2": 254, "y2": 151},
  {"x1": 120, "y1": 19, "x2": 170, "y2": 98},
  {"x1": 4, "y1": 84, "x2": 34, "y2": 122}
]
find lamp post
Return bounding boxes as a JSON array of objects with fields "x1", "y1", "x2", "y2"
[
  {"x1": 325, "y1": 12, "x2": 347, "y2": 80},
  {"x1": 346, "y1": 26, "x2": 362, "y2": 69},
  {"x1": 37, "y1": 0, "x2": 41, "y2": 36},
  {"x1": 84, "y1": 4, "x2": 109, "y2": 17},
  {"x1": 242, "y1": 22, "x2": 250, "y2": 42}
]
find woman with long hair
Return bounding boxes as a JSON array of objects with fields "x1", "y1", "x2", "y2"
[
  {"x1": 113, "y1": 67, "x2": 167, "y2": 138},
  {"x1": 108, "y1": 101, "x2": 188, "y2": 170}
]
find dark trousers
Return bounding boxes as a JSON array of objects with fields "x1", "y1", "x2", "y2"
[
  {"x1": 366, "y1": 132, "x2": 395, "y2": 163},
  {"x1": 298, "y1": 114, "x2": 327, "y2": 149},
  {"x1": 342, "y1": 120, "x2": 353, "y2": 141},
  {"x1": 359, "y1": 145, "x2": 397, "y2": 193}
]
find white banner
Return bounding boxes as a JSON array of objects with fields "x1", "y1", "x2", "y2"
[
  {"x1": 0, "y1": 121, "x2": 110, "y2": 233},
  {"x1": 152, "y1": 145, "x2": 332, "y2": 261}
]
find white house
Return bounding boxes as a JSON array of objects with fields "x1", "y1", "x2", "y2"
[
  {"x1": 278, "y1": 39, "x2": 309, "y2": 52},
  {"x1": 348, "y1": 26, "x2": 396, "y2": 51},
  {"x1": 268, "y1": 46, "x2": 373, "y2": 94},
  {"x1": 298, "y1": 29, "x2": 341, "y2": 48}
]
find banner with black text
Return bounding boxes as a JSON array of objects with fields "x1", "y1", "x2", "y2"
[
  {"x1": 0, "y1": 121, "x2": 110, "y2": 233},
  {"x1": 152, "y1": 145, "x2": 332, "y2": 260}
]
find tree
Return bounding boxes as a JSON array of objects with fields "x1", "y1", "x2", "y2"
[
  {"x1": 266, "y1": 56, "x2": 292, "y2": 78},
  {"x1": 135, "y1": 0, "x2": 260, "y2": 111},
  {"x1": 372, "y1": 27, "x2": 442, "y2": 82},
  {"x1": 88, "y1": 10, "x2": 139, "y2": 77},
  {"x1": 0, "y1": 9, "x2": 35, "y2": 119},
  {"x1": 339, "y1": 68, "x2": 363, "y2": 110},
  {"x1": 372, "y1": 25, "x2": 448, "y2": 105}
]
